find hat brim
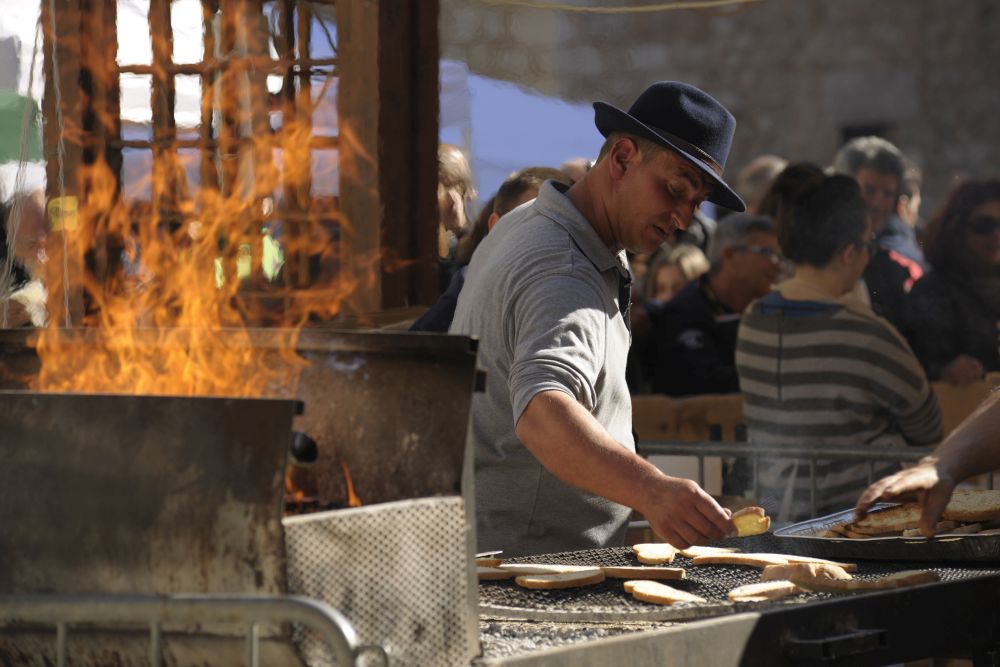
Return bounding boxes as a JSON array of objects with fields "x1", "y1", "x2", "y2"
[{"x1": 593, "y1": 101, "x2": 746, "y2": 212}]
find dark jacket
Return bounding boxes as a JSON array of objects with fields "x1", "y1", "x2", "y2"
[
  {"x1": 650, "y1": 275, "x2": 741, "y2": 396},
  {"x1": 905, "y1": 270, "x2": 1000, "y2": 380},
  {"x1": 411, "y1": 266, "x2": 467, "y2": 333},
  {"x1": 864, "y1": 246, "x2": 920, "y2": 334}
]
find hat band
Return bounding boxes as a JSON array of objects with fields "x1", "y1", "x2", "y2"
[{"x1": 652, "y1": 127, "x2": 724, "y2": 177}]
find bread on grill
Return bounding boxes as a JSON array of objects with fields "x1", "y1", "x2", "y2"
[
  {"x1": 625, "y1": 580, "x2": 706, "y2": 605},
  {"x1": 761, "y1": 562, "x2": 852, "y2": 582},
  {"x1": 727, "y1": 581, "x2": 801, "y2": 602},
  {"x1": 678, "y1": 545, "x2": 740, "y2": 558},
  {"x1": 631, "y1": 542, "x2": 678, "y2": 564},
  {"x1": 601, "y1": 565, "x2": 686, "y2": 580},
  {"x1": 790, "y1": 569, "x2": 939, "y2": 594},
  {"x1": 515, "y1": 568, "x2": 605, "y2": 589}
]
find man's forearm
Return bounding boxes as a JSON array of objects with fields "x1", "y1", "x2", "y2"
[
  {"x1": 514, "y1": 389, "x2": 664, "y2": 513},
  {"x1": 936, "y1": 390, "x2": 1000, "y2": 483}
]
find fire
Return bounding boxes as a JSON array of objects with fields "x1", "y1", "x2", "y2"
[
  {"x1": 342, "y1": 461, "x2": 363, "y2": 508},
  {"x1": 28, "y1": 5, "x2": 366, "y2": 399}
]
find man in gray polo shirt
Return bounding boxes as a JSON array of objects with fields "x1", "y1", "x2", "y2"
[{"x1": 451, "y1": 82, "x2": 746, "y2": 556}]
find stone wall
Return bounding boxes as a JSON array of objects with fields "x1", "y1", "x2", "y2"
[{"x1": 441, "y1": 0, "x2": 1000, "y2": 212}]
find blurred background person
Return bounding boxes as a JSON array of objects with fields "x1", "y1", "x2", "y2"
[
  {"x1": 736, "y1": 175, "x2": 941, "y2": 524},
  {"x1": 437, "y1": 143, "x2": 477, "y2": 294},
  {"x1": 0, "y1": 190, "x2": 48, "y2": 327},
  {"x1": 644, "y1": 244, "x2": 710, "y2": 308},
  {"x1": 651, "y1": 213, "x2": 781, "y2": 397},
  {"x1": 412, "y1": 166, "x2": 569, "y2": 333},
  {"x1": 628, "y1": 243, "x2": 709, "y2": 392},
  {"x1": 898, "y1": 164, "x2": 924, "y2": 232},
  {"x1": 832, "y1": 136, "x2": 924, "y2": 331},
  {"x1": 735, "y1": 154, "x2": 788, "y2": 216},
  {"x1": 559, "y1": 157, "x2": 593, "y2": 184},
  {"x1": 905, "y1": 177, "x2": 1000, "y2": 385}
]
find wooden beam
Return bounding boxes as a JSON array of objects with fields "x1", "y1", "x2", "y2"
[
  {"x1": 336, "y1": 0, "x2": 440, "y2": 313},
  {"x1": 41, "y1": 0, "x2": 86, "y2": 325}
]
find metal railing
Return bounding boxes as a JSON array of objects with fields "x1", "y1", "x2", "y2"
[
  {"x1": 638, "y1": 438, "x2": 995, "y2": 520},
  {"x1": 0, "y1": 593, "x2": 386, "y2": 667}
]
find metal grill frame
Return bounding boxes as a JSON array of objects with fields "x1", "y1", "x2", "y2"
[{"x1": 0, "y1": 593, "x2": 374, "y2": 667}]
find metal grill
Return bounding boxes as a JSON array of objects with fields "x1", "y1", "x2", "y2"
[
  {"x1": 283, "y1": 497, "x2": 477, "y2": 667},
  {"x1": 479, "y1": 537, "x2": 1000, "y2": 623}
]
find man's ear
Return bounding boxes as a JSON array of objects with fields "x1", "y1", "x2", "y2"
[
  {"x1": 839, "y1": 242, "x2": 858, "y2": 266},
  {"x1": 487, "y1": 211, "x2": 500, "y2": 231},
  {"x1": 609, "y1": 137, "x2": 639, "y2": 178}
]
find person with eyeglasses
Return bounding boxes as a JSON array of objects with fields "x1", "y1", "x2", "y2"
[
  {"x1": 735, "y1": 175, "x2": 942, "y2": 524},
  {"x1": 904, "y1": 178, "x2": 1000, "y2": 386},
  {"x1": 650, "y1": 213, "x2": 782, "y2": 397}
]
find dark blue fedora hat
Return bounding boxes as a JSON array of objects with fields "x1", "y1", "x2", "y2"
[{"x1": 594, "y1": 81, "x2": 746, "y2": 212}]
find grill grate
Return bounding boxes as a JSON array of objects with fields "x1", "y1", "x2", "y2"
[{"x1": 479, "y1": 537, "x2": 1000, "y2": 623}]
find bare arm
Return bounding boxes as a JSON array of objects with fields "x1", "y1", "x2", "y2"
[
  {"x1": 856, "y1": 390, "x2": 1000, "y2": 535},
  {"x1": 515, "y1": 389, "x2": 734, "y2": 548}
]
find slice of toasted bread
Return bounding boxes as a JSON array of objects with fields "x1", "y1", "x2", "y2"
[
  {"x1": 852, "y1": 503, "x2": 923, "y2": 534},
  {"x1": 727, "y1": 581, "x2": 801, "y2": 601},
  {"x1": 732, "y1": 506, "x2": 772, "y2": 537},
  {"x1": 692, "y1": 553, "x2": 791, "y2": 568},
  {"x1": 626, "y1": 580, "x2": 706, "y2": 605},
  {"x1": 790, "y1": 569, "x2": 939, "y2": 594},
  {"x1": 476, "y1": 557, "x2": 502, "y2": 567},
  {"x1": 678, "y1": 545, "x2": 740, "y2": 558},
  {"x1": 498, "y1": 564, "x2": 596, "y2": 575},
  {"x1": 601, "y1": 565, "x2": 686, "y2": 580},
  {"x1": 632, "y1": 542, "x2": 678, "y2": 564},
  {"x1": 515, "y1": 568, "x2": 606, "y2": 590},
  {"x1": 761, "y1": 562, "x2": 852, "y2": 582},
  {"x1": 941, "y1": 489, "x2": 1000, "y2": 522},
  {"x1": 783, "y1": 555, "x2": 857, "y2": 573},
  {"x1": 692, "y1": 552, "x2": 857, "y2": 572},
  {"x1": 478, "y1": 567, "x2": 514, "y2": 581}
]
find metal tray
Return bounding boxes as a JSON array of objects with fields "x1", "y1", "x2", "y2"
[{"x1": 771, "y1": 505, "x2": 1000, "y2": 563}]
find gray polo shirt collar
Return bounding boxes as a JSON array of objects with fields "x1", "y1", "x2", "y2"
[{"x1": 535, "y1": 181, "x2": 631, "y2": 280}]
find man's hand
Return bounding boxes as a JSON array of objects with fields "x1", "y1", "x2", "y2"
[
  {"x1": 640, "y1": 477, "x2": 734, "y2": 548},
  {"x1": 854, "y1": 458, "x2": 956, "y2": 537},
  {"x1": 941, "y1": 355, "x2": 985, "y2": 386},
  {"x1": 516, "y1": 390, "x2": 734, "y2": 549}
]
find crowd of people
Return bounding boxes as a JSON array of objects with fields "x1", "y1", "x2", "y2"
[
  {"x1": 2, "y1": 78, "x2": 996, "y2": 553},
  {"x1": 426, "y1": 81, "x2": 999, "y2": 553}
]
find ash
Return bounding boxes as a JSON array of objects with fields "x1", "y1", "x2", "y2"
[{"x1": 476, "y1": 619, "x2": 671, "y2": 660}]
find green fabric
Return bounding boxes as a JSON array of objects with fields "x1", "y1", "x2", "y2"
[{"x1": 0, "y1": 90, "x2": 43, "y2": 163}]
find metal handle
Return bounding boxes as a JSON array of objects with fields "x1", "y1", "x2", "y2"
[{"x1": 785, "y1": 627, "x2": 887, "y2": 661}]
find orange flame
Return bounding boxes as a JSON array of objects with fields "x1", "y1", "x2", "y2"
[
  {"x1": 342, "y1": 461, "x2": 363, "y2": 508},
  {"x1": 30, "y1": 4, "x2": 378, "y2": 398}
]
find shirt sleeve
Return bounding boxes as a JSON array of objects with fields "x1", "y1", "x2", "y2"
[{"x1": 506, "y1": 271, "x2": 610, "y2": 423}]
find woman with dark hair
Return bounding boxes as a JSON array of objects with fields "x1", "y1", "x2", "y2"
[
  {"x1": 735, "y1": 175, "x2": 941, "y2": 523},
  {"x1": 905, "y1": 178, "x2": 1000, "y2": 385}
]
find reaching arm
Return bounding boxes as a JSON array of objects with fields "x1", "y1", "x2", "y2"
[
  {"x1": 856, "y1": 390, "x2": 1000, "y2": 536},
  {"x1": 516, "y1": 389, "x2": 734, "y2": 548}
]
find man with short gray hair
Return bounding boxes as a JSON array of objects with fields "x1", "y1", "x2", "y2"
[
  {"x1": 651, "y1": 213, "x2": 781, "y2": 396},
  {"x1": 832, "y1": 136, "x2": 924, "y2": 330}
]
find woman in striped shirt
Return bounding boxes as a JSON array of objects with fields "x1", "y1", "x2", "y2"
[{"x1": 735, "y1": 174, "x2": 942, "y2": 524}]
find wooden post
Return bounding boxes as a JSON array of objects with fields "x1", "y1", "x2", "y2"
[
  {"x1": 337, "y1": 0, "x2": 440, "y2": 314},
  {"x1": 41, "y1": 0, "x2": 87, "y2": 325}
]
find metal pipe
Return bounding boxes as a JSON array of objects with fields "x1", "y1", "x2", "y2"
[
  {"x1": 0, "y1": 594, "x2": 360, "y2": 666},
  {"x1": 56, "y1": 622, "x2": 67, "y2": 667},
  {"x1": 809, "y1": 458, "x2": 817, "y2": 518},
  {"x1": 149, "y1": 622, "x2": 162, "y2": 667},
  {"x1": 639, "y1": 440, "x2": 934, "y2": 462}
]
